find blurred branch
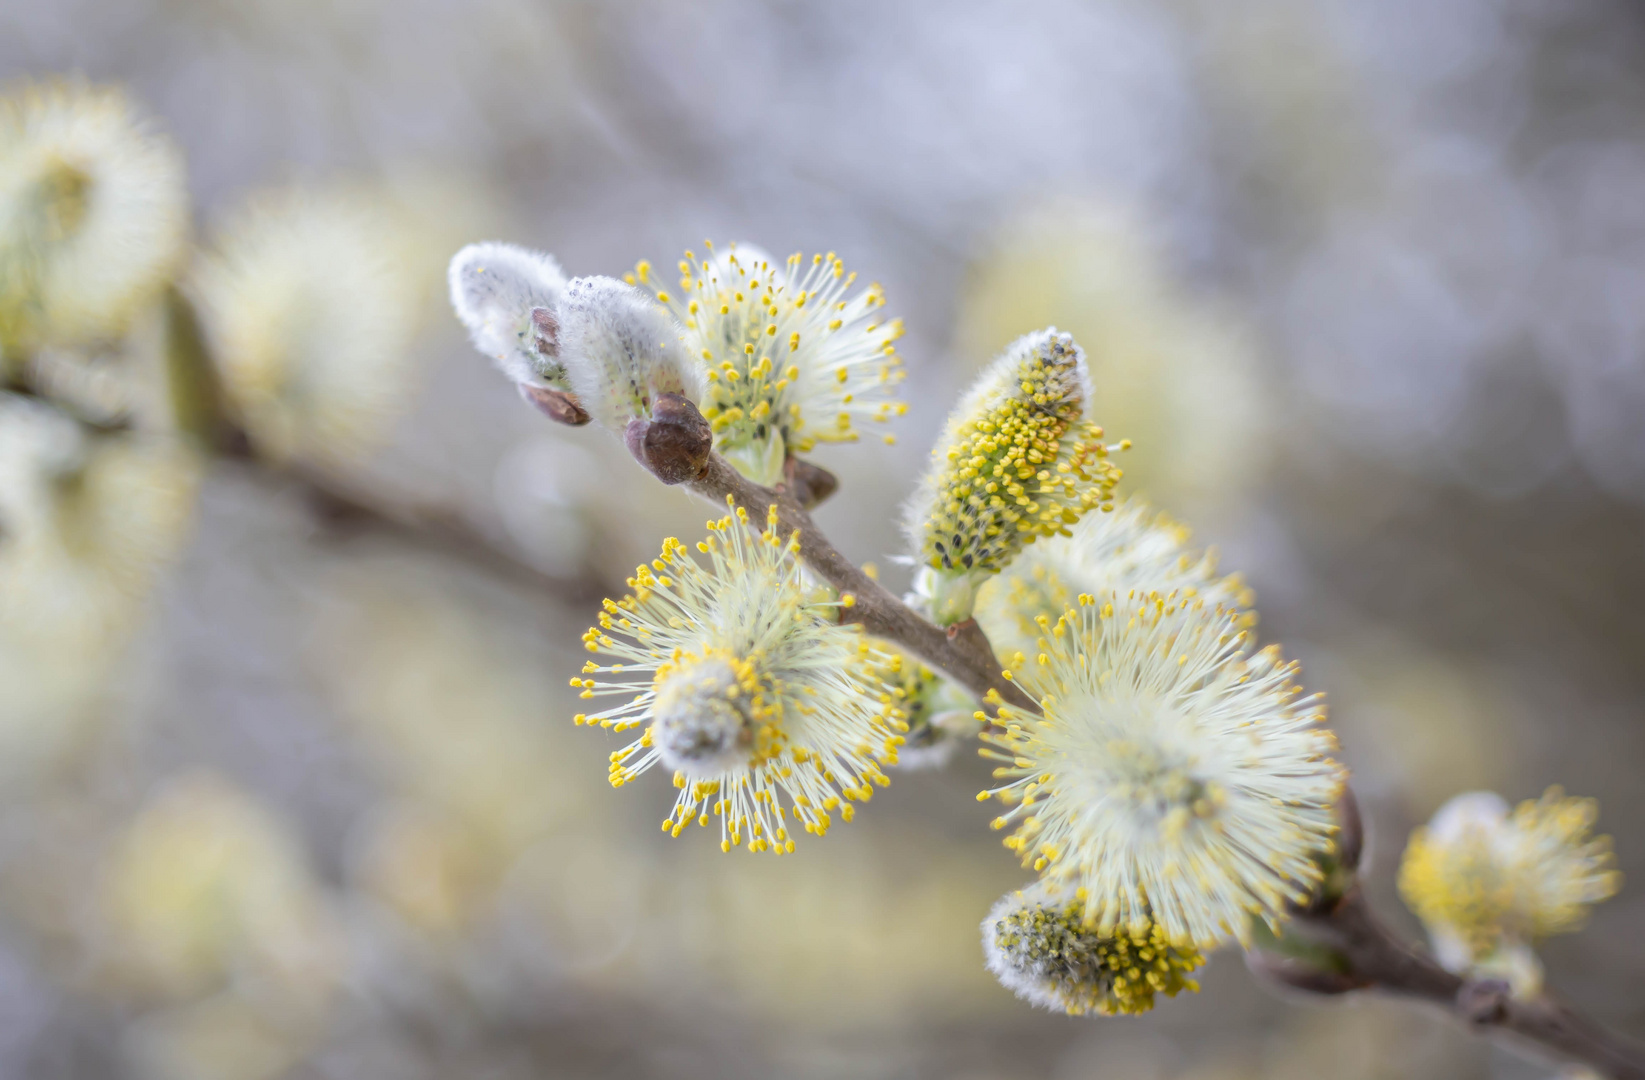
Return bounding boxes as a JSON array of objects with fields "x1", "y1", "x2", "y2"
[
  {"x1": 2, "y1": 358, "x2": 131, "y2": 435},
  {"x1": 222, "y1": 453, "x2": 609, "y2": 603},
  {"x1": 3, "y1": 297, "x2": 610, "y2": 604},
  {"x1": 166, "y1": 284, "x2": 612, "y2": 601},
  {"x1": 1265, "y1": 884, "x2": 1645, "y2": 1079}
]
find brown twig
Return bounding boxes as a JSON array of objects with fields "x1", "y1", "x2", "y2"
[
  {"x1": 683, "y1": 453, "x2": 1035, "y2": 712},
  {"x1": 1272, "y1": 884, "x2": 1645, "y2": 1078}
]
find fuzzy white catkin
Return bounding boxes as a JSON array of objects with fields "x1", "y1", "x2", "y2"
[
  {"x1": 0, "y1": 82, "x2": 189, "y2": 349},
  {"x1": 581, "y1": 510, "x2": 905, "y2": 855},
  {"x1": 557, "y1": 275, "x2": 702, "y2": 431},
  {"x1": 192, "y1": 186, "x2": 422, "y2": 466},
  {"x1": 972, "y1": 497, "x2": 1253, "y2": 663},
  {"x1": 0, "y1": 391, "x2": 200, "y2": 652},
  {"x1": 981, "y1": 593, "x2": 1343, "y2": 948},
  {"x1": 447, "y1": 241, "x2": 568, "y2": 388}
]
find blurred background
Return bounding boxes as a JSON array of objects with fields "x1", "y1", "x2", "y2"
[{"x1": 1, "y1": 0, "x2": 1644, "y2": 1077}]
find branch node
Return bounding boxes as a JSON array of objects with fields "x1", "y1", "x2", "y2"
[
  {"x1": 1457, "y1": 979, "x2": 1513, "y2": 1027},
  {"x1": 625, "y1": 393, "x2": 713, "y2": 484}
]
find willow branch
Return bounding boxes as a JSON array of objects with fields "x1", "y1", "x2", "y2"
[
  {"x1": 683, "y1": 453, "x2": 1035, "y2": 712},
  {"x1": 5, "y1": 326, "x2": 603, "y2": 602},
  {"x1": 676, "y1": 439, "x2": 1644, "y2": 1077},
  {"x1": 155, "y1": 280, "x2": 609, "y2": 599},
  {"x1": 218, "y1": 450, "x2": 611, "y2": 602},
  {"x1": 1275, "y1": 883, "x2": 1645, "y2": 1078}
]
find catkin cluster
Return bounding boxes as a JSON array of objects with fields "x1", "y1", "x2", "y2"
[{"x1": 445, "y1": 233, "x2": 1623, "y2": 1023}]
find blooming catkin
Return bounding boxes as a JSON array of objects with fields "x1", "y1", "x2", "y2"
[
  {"x1": 0, "y1": 392, "x2": 199, "y2": 648},
  {"x1": 0, "y1": 81, "x2": 187, "y2": 349},
  {"x1": 979, "y1": 591, "x2": 1343, "y2": 948},
  {"x1": 973, "y1": 497, "x2": 1253, "y2": 664},
  {"x1": 192, "y1": 185, "x2": 423, "y2": 466},
  {"x1": 635, "y1": 243, "x2": 906, "y2": 484},
  {"x1": 869, "y1": 643, "x2": 978, "y2": 770},
  {"x1": 905, "y1": 328, "x2": 1124, "y2": 625},
  {"x1": 1398, "y1": 788, "x2": 1620, "y2": 993},
  {"x1": 983, "y1": 880, "x2": 1203, "y2": 1016},
  {"x1": 574, "y1": 500, "x2": 906, "y2": 854}
]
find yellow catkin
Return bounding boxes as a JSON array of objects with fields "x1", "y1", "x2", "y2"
[
  {"x1": 907, "y1": 329, "x2": 1125, "y2": 624},
  {"x1": 1399, "y1": 787, "x2": 1621, "y2": 958},
  {"x1": 980, "y1": 592, "x2": 1343, "y2": 948},
  {"x1": 639, "y1": 243, "x2": 906, "y2": 484},
  {"x1": 865, "y1": 642, "x2": 978, "y2": 766},
  {"x1": 985, "y1": 887, "x2": 1203, "y2": 1016},
  {"x1": 576, "y1": 500, "x2": 908, "y2": 855},
  {"x1": 972, "y1": 497, "x2": 1255, "y2": 662}
]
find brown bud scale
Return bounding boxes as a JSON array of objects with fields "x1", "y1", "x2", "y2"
[{"x1": 520, "y1": 385, "x2": 591, "y2": 426}]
